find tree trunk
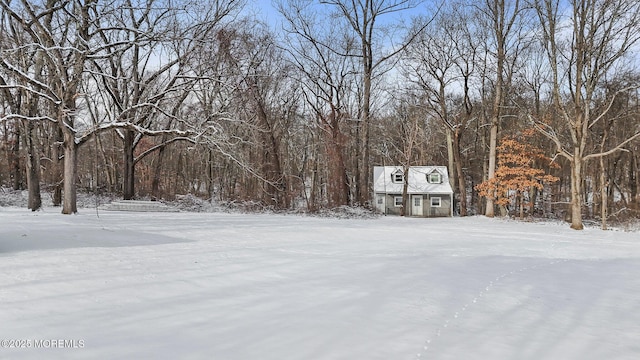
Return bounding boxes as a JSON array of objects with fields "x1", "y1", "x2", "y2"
[
  {"x1": 261, "y1": 133, "x2": 286, "y2": 208},
  {"x1": 309, "y1": 152, "x2": 319, "y2": 212},
  {"x1": 151, "y1": 143, "x2": 168, "y2": 200},
  {"x1": 529, "y1": 185, "x2": 538, "y2": 216},
  {"x1": 446, "y1": 129, "x2": 457, "y2": 193},
  {"x1": 24, "y1": 120, "x2": 41, "y2": 211},
  {"x1": 401, "y1": 165, "x2": 409, "y2": 217},
  {"x1": 326, "y1": 136, "x2": 350, "y2": 207},
  {"x1": 10, "y1": 123, "x2": 22, "y2": 190},
  {"x1": 453, "y1": 130, "x2": 467, "y2": 216},
  {"x1": 485, "y1": 117, "x2": 499, "y2": 217},
  {"x1": 207, "y1": 149, "x2": 214, "y2": 200},
  {"x1": 600, "y1": 155, "x2": 608, "y2": 230},
  {"x1": 62, "y1": 131, "x2": 78, "y2": 214},
  {"x1": 52, "y1": 127, "x2": 64, "y2": 206},
  {"x1": 357, "y1": 64, "x2": 372, "y2": 206},
  {"x1": 570, "y1": 153, "x2": 584, "y2": 230},
  {"x1": 255, "y1": 101, "x2": 287, "y2": 209},
  {"x1": 353, "y1": 120, "x2": 362, "y2": 205},
  {"x1": 123, "y1": 129, "x2": 135, "y2": 200},
  {"x1": 599, "y1": 121, "x2": 611, "y2": 230},
  {"x1": 630, "y1": 150, "x2": 638, "y2": 206},
  {"x1": 325, "y1": 111, "x2": 350, "y2": 207},
  {"x1": 95, "y1": 132, "x2": 114, "y2": 192}
]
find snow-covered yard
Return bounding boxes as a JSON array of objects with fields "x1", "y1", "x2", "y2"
[{"x1": 1, "y1": 208, "x2": 639, "y2": 360}]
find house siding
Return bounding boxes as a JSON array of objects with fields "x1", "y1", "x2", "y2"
[
  {"x1": 426, "y1": 194, "x2": 452, "y2": 217},
  {"x1": 378, "y1": 193, "x2": 452, "y2": 217},
  {"x1": 384, "y1": 194, "x2": 403, "y2": 216}
]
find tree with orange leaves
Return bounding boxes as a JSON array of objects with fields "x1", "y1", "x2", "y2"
[{"x1": 477, "y1": 133, "x2": 559, "y2": 219}]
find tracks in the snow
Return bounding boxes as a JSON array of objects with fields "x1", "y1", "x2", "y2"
[{"x1": 415, "y1": 258, "x2": 570, "y2": 359}]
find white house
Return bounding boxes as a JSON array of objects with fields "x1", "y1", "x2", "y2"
[{"x1": 373, "y1": 166, "x2": 454, "y2": 217}]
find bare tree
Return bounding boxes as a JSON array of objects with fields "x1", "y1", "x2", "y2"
[
  {"x1": 0, "y1": 0, "x2": 99, "y2": 213},
  {"x1": 319, "y1": 0, "x2": 431, "y2": 206},
  {"x1": 0, "y1": 7, "x2": 23, "y2": 192},
  {"x1": 477, "y1": 0, "x2": 530, "y2": 217},
  {"x1": 204, "y1": 23, "x2": 297, "y2": 209},
  {"x1": 279, "y1": 0, "x2": 357, "y2": 208},
  {"x1": 0, "y1": 0, "x2": 240, "y2": 214},
  {"x1": 394, "y1": 97, "x2": 425, "y2": 216},
  {"x1": 532, "y1": 0, "x2": 640, "y2": 229},
  {"x1": 1, "y1": 5, "x2": 45, "y2": 207},
  {"x1": 404, "y1": 4, "x2": 479, "y2": 216},
  {"x1": 0, "y1": 84, "x2": 23, "y2": 193},
  {"x1": 89, "y1": 0, "x2": 239, "y2": 200}
]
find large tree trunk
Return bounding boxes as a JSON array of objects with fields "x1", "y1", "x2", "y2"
[
  {"x1": 24, "y1": 120, "x2": 41, "y2": 211},
  {"x1": 255, "y1": 100, "x2": 287, "y2": 209},
  {"x1": 358, "y1": 69, "x2": 372, "y2": 206},
  {"x1": 485, "y1": 111, "x2": 499, "y2": 217},
  {"x1": 151, "y1": 144, "x2": 167, "y2": 200},
  {"x1": 324, "y1": 111, "x2": 350, "y2": 207},
  {"x1": 326, "y1": 138, "x2": 350, "y2": 207},
  {"x1": 446, "y1": 129, "x2": 457, "y2": 193},
  {"x1": 599, "y1": 123, "x2": 610, "y2": 230},
  {"x1": 569, "y1": 153, "x2": 584, "y2": 230},
  {"x1": 10, "y1": 123, "x2": 22, "y2": 190},
  {"x1": 261, "y1": 133, "x2": 286, "y2": 208},
  {"x1": 353, "y1": 122, "x2": 362, "y2": 204},
  {"x1": 401, "y1": 165, "x2": 409, "y2": 217},
  {"x1": 453, "y1": 130, "x2": 467, "y2": 216},
  {"x1": 123, "y1": 129, "x2": 135, "y2": 200},
  {"x1": 484, "y1": 0, "x2": 517, "y2": 218},
  {"x1": 52, "y1": 127, "x2": 64, "y2": 206},
  {"x1": 62, "y1": 131, "x2": 78, "y2": 214}
]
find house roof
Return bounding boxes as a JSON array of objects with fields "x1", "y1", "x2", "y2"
[{"x1": 373, "y1": 166, "x2": 454, "y2": 195}]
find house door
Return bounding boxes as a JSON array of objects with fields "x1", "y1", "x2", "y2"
[
  {"x1": 376, "y1": 194, "x2": 386, "y2": 213},
  {"x1": 411, "y1": 195, "x2": 423, "y2": 216}
]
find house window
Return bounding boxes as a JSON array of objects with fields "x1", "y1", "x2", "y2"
[
  {"x1": 431, "y1": 197, "x2": 441, "y2": 207},
  {"x1": 428, "y1": 172, "x2": 441, "y2": 184},
  {"x1": 394, "y1": 196, "x2": 403, "y2": 207},
  {"x1": 392, "y1": 172, "x2": 404, "y2": 183},
  {"x1": 377, "y1": 197, "x2": 384, "y2": 205}
]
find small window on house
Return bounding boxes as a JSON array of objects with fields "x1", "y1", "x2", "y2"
[
  {"x1": 377, "y1": 197, "x2": 384, "y2": 205},
  {"x1": 431, "y1": 197, "x2": 441, "y2": 207},
  {"x1": 394, "y1": 196, "x2": 403, "y2": 207},
  {"x1": 392, "y1": 171, "x2": 404, "y2": 183},
  {"x1": 428, "y1": 172, "x2": 441, "y2": 184}
]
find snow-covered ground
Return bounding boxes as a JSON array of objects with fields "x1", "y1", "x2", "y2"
[{"x1": 1, "y1": 207, "x2": 639, "y2": 360}]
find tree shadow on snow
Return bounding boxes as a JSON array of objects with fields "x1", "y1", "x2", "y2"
[{"x1": 0, "y1": 227, "x2": 192, "y2": 254}]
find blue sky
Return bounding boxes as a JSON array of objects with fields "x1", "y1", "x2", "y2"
[
  {"x1": 244, "y1": 0, "x2": 280, "y2": 22},
  {"x1": 242, "y1": 0, "x2": 429, "y2": 31}
]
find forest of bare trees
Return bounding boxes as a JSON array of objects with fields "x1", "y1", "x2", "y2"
[{"x1": 1, "y1": 0, "x2": 639, "y2": 230}]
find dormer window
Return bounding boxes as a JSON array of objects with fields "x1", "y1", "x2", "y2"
[
  {"x1": 391, "y1": 170, "x2": 404, "y2": 183},
  {"x1": 428, "y1": 172, "x2": 442, "y2": 184}
]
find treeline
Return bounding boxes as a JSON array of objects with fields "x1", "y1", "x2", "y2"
[{"x1": 1, "y1": 0, "x2": 639, "y2": 230}]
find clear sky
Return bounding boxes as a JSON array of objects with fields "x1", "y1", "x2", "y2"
[
  {"x1": 243, "y1": 0, "x2": 281, "y2": 24},
  {"x1": 241, "y1": 0, "x2": 428, "y2": 32}
]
